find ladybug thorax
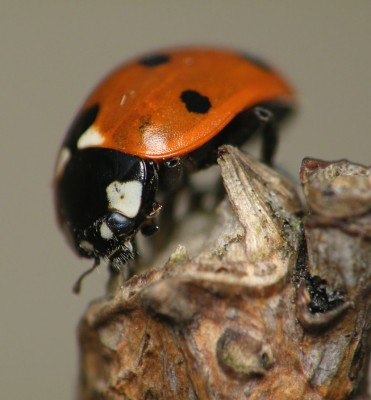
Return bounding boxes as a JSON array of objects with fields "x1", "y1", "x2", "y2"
[{"x1": 56, "y1": 145, "x2": 158, "y2": 266}]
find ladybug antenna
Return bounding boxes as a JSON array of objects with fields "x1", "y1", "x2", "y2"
[{"x1": 72, "y1": 257, "x2": 100, "y2": 295}]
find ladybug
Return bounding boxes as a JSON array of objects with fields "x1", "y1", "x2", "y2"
[{"x1": 55, "y1": 46, "x2": 294, "y2": 290}]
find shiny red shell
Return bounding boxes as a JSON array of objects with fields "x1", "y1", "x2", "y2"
[{"x1": 79, "y1": 47, "x2": 294, "y2": 160}]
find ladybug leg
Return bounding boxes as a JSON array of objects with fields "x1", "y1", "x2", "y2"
[
  {"x1": 141, "y1": 159, "x2": 188, "y2": 251},
  {"x1": 140, "y1": 222, "x2": 159, "y2": 237},
  {"x1": 140, "y1": 200, "x2": 162, "y2": 237},
  {"x1": 186, "y1": 106, "x2": 279, "y2": 168},
  {"x1": 137, "y1": 191, "x2": 176, "y2": 260},
  {"x1": 159, "y1": 158, "x2": 185, "y2": 189},
  {"x1": 253, "y1": 106, "x2": 278, "y2": 166}
]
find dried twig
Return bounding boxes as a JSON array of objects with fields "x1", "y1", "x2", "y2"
[{"x1": 78, "y1": 146, "x2": 370, "y2": 400}]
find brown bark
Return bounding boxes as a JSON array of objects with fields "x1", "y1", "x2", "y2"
[{"x1": 77, "y1": 146, "x2": 371, "y2": 399}]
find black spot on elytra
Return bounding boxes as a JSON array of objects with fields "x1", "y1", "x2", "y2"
[
  {"x1": 139, "y1": 54, "x2": 170, "y2": 67},
  {"x1": 240, "y1": 52, "x2": 272, "y2": 71},
  {"x1": 180, "y1": 90, "x2": 211, "y2": 114},
  {"x1": 64, "y1": 104, "x2": 99, "y2": 150}
]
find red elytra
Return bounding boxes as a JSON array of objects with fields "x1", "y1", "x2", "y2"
[{"x1": 78, "y1": 47, "x2": 294, "y2": 160}]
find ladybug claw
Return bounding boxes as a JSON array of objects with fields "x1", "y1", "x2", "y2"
[{"x1": 148, "y1": 201, "x2": 162, "y2": 217}]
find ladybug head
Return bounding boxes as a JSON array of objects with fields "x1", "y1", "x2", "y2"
[{"x1": 56, "y1": 147, "x2": 158, "y2": 272}]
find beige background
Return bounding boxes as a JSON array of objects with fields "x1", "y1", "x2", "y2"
[{"x1": 1, "y1": 2, "x2": 370, "y2": 399}]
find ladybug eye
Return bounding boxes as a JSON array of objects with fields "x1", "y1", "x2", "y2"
[{"x1": 106, "y1": 212, "x2": 136, "y2": 236}]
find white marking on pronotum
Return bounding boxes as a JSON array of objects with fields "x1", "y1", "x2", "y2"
[
  {"x1": 77, "y1": 126, "x2": 105, "y2": 149},
  {"x1": 106, "y1": 180, "x2": 143, "y2": 218},
  {"x1": 100, "y1": 222, "x2": 114, "y2": 240},
  {"x1": 55, "y1": 147, "x2": 71, "y2": 178}
]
